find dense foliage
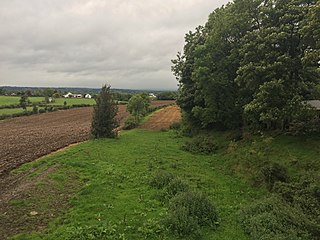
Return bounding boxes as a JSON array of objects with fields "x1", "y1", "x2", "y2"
[
  {"x1": 91, "y1": 85, "x2": 119, "y2": 138},
  {"x1": 172, "y1": 0, "x2": 320, "y2": 131},
  {"x1": 126, "y1": 93, "x2": 151, "y2": 120}
]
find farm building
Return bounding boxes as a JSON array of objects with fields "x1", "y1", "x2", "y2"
[
  {"x1": 85, "y1": 94, "x2": 92, "y2": 99},
  {"x1": 63, "y1": 92, "x2": 74, "y2": 98},
  {"x1": 306, "y1": 100, "x2": 320, "y2": 110},
  {"x1": 149, "y1": 93, "x2": 156, "y2": 99},
  {"x1": 63, "y1": 92, "x2": 83, "y2": 98}
]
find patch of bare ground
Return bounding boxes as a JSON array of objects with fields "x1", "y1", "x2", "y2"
[
  {"x1": 140, "y1": 105, "x2": 182, "y2": 131},
  {"x1": 0, "y1": 164, "x2": 82, "y2": 239}
]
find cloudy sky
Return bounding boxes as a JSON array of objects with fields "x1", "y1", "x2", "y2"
[{"x1": 0, "y1": 0, "x2": 230, "y2": 90}]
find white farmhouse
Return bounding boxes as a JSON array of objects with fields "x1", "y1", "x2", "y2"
[{"x1": 63, "y1": 92, "x2": 73, "y2": 98}]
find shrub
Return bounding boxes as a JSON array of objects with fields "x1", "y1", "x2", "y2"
[
  {"x1": 239, "y1": 178, "x2": 320, "y2": 240},
  {"x1": 91, "y1": 85, "x2": 119, "y2": 139},
  {"x1": 123, "y1": 116, "x2": 140, "y2": 130},
  {"x1": 149, "y1": 171, "x2": 174, "y2": 189},
  {"x1": 261, "y1": 163, "x2": 288, "y2": 190},
  {"x1": 239, "y1": 195, "x2": 319, "y2": 240},
  {"x1": 165, "y1": 191, "x2": 218, "y2": 237},
  {"x1": 182, "y1": 135, "x2": 219, "y2": 154},
  {"x1": 162, "y1": 178, "x2": 190, "y2": 200},
  {"x1": 32, "y1": 104, "x2": 38, "y2": 114},
  {"x1": 39, "y1": 109, "x2": 46, "y2": 114},
  {"x1": 169, "y1": 122, "x2": 181, "y2": 130}
]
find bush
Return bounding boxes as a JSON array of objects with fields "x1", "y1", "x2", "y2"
[
  {"x1": 165, "y1": 191, "x2": 218, "y2": 237},
  {"x1": 182, "y1": 135, "x2": 219, "y2": 154},
  {"x1": 239, "y1": 178, "x2": 320, "y2": 240},
  {"x1": 32, "y1": 104, "x2": 38, "y2": 114},
  {"x1": 149, "y1": 171, "x2": 174, "y2": 189},
  {"x1": 123, "y1": 116, "x2": 140, "y2": 130},
  {"x1": 39, "y1": 109, "x2": 46, "y2": 114},
  {"x1": 261, "y1": 163, "x2": 288, "y2": 190},
  {"x1": 160, "y1": 178, "x2": 190, "y2": 202},
  {"x1": 169, "y1": 122, "x2": 181, "y2": 130}
]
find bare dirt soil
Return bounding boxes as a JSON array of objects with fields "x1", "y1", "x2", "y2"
[
  {"x1": 0, "y1": 106, "x2": 129, "y2": 177},
  {"x1": 140, "y1": 105, "x2": 181, "y2": 131}
]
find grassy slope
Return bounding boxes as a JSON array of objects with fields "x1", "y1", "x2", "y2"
[{"x1": 8, "y1": 130, "x2": 319, "y2": 239}]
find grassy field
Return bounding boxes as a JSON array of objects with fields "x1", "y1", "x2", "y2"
[
  {"x1": 0, "y1": 96, "x2": 95, "y2": 107},
  {"x1": 0, "y1": 96, "x2": 44, "y2": 106},
  {"x1": 6, "y1": 129, "x2": 319, "y2": 239},
  {"x1": 48, "y1": 98, "x2": 95, "y2": 106},
  {"x1": 0, "y1": 107, "x2": 33, "y2": 115}
]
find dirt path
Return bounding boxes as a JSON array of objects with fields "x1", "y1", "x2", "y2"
[{"x1": 140, "y1": 105, "x2": 181, "y2": 131}]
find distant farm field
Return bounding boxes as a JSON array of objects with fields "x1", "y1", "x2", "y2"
[
  {"x1": 0, "y1": 107, "x2": 42, "y2": 115},
  {"x1": 0, "y1": 96, "x2": 44, "y2": 105},
  {"x1": 47, "y1": 97, "x2": 95, "y2": 106}
]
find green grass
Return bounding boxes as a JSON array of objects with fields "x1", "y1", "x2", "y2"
[
  {"x1": 0, "y1": 107, "x2": 46, "y2": 115},
  {"x1": 48, "y1": 98, "x2": 95, "y2": 106},
  {"x1": 8, "y1": 129, "x2": 319, "y2": 239},
  {"x1": 8, "y1": 130, "x2": 266, "y2": 240},
  {"x1": 0, "y1": 107, "x2": 33, "y2": 115},
  {"x1": 0, "y1": 96, "x2": 95, "y2": 107},
  {"x1": 0, "y1": 96, "x2": 44, "y2": 106}
]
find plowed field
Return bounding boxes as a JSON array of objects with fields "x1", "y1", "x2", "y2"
[
  {"x1": 0, "y1": 106, "x2": 129, "y2": 176},
  {"x1": 0, "y1": 101, "x2": 175, "y2": 176},
  {"x1": 140, "y1": 105, "x2": 181, "y2": 131}
]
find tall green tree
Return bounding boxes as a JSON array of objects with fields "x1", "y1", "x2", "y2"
[
  {"x1": 126, "y1": 94, "x2": 151, "y2": 121},
  {"x1": 236, "y1": 0, "x2": 319, "y2": 129},
  {"x1": 91, "y1": 85, "x2": 119, "y2": 139},
  {"x1": 172, "y1": 26, "x2": 206, "y2": 127}
]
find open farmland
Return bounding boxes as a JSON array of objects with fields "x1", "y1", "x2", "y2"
[
  {"x1": 140, "y1": 105, "x2": 181, "y2": 130},
  {"x1": 0, "y1": 106, "x2": 129, "y2": 177},
  {"x1": 0, "y1": 96, "x2": 44, "y2": 105},
  {"x1": 0, "y1": 101, "x2": 174, "y2": 176}
]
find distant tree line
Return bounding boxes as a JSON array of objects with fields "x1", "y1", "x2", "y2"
[{"x1": 172, "y1": 0, "x2": 320, "y2": 132}]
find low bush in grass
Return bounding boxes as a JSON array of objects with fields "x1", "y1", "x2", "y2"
[
  {"x1": 239, "y1": 177, "x2": 320, "y2": 240},
  {"x1": 169, "y1": 122, "x2": 181, "y2": 130},
  {"x1": 261, "y1": 162, "x2": 289, "y2": 190},
  {"x1": 149, "y1": 171, "x2": 189, "y2": 202},
  {"x1": 149, "y1": 171, "x2": 174, "y2": 189},
  {"x1": 165, "y1": 191, "x2": 219, "y2": 238},
  {"x1": 150, "y1": 171, "x2": 219, "y2": 238},
  {"x1": 182, "y1": 135, "x2": 219, "y2": 154},
  {"x1": 123, "y1": 116, "x2": 140, "y2": 130}
]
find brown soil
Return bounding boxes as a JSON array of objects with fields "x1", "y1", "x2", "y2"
[
  {"x1": 140, "y1": 105, "x2": 182, "y2": 131},
  {"x1": 0, "y1": 106, "x2": 129, "y2": 177},
  {"x1": 150, "y1": 100, "x2": 176, "y2": 106}
]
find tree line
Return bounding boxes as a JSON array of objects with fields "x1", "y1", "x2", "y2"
[{"x1": 172, "y1": 0, "x2": 319, "y2": 132}]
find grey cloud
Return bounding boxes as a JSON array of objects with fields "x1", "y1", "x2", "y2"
[{"x1": 0, "y1": 0, "x2": 229, "y2": 90}]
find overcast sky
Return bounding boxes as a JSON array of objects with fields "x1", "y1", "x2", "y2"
[{"x1": 0, "y1": 0, "x2": 230, "y2": 90}]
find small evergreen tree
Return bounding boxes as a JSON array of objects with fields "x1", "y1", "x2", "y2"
[
  {"x1": 19, "y1": 95, "x2": 28, "y2": 110},
  {"x1": 91, "y1": 85, "x2": 119, "y2": 138}
]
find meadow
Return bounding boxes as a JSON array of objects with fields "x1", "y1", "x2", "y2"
[
  {"x1": 0, "y1": 96, "x2": 44, "y2": 106},
  {"x1": 0, "y1": 96, "x2": 95, "y2": 107},
  {"x1": 5, "y1": 126, "x2": 319, "y2": 240}
]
